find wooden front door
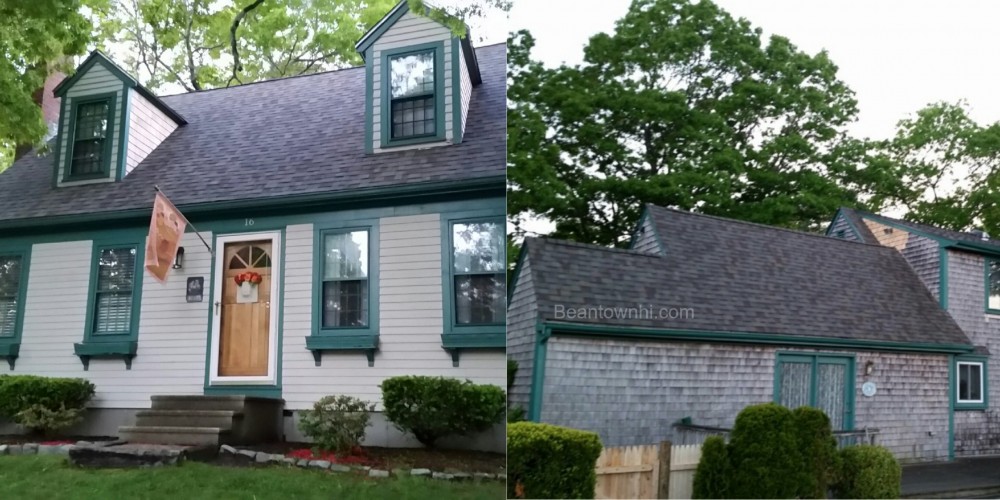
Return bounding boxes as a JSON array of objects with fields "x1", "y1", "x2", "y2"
[{"x1": 218, "y1": 240, "x2": 272, "y2": 376}]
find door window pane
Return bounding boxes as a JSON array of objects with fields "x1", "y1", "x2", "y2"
[
  {"x1": 779, "y1": 361, "x2": 811, "y2": 410},
  {"x1": 818, "y1": 363, "x2": 847, "y2": 431}
]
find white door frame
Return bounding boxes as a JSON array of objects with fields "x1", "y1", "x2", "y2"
[{"x1": 208, "y1": 231, "x2": 281, "y2": 386}]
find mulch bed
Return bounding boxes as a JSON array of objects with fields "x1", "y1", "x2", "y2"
[
  {"x1": 240, "y1": 442, "x2": 505, "y2": 474},
  {"x1": 0, "y1": 435, "x2": 116, "y2": 445}
]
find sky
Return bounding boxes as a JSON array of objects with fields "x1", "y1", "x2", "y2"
[{"x1": 510, "y1": 0, "x2": 1000, "y2": 142}]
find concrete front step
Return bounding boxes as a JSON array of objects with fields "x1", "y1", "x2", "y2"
[
  {"x1": 135, "y1": 410, "x2": 243, "y2": 429},
  {"x1": 118, "y1": 426, "x2": 231, "y2": 446},
  {"x1": 151, "y1": 395, "x2": 262, "y2": 412}
]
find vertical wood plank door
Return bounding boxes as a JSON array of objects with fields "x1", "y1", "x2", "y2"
[{"x1": 219, "y1": 241, "x2": 272, "y2": 376}]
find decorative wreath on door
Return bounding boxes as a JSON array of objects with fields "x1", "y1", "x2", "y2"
[{"x1": 234, "y1": 271, "x2": 263, "y2": 286}]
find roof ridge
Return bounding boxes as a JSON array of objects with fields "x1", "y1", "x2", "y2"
[
  {"x1": 528, "y1": 236, "x2": 663, "y2": 258},
  {"x1": 647, "y1": 205, "x2": 893, "y2": 251}
]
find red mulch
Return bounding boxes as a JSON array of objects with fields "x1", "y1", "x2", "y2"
[
  {"x1": 285, "y1": 446, "x2": 382, "y2": 467},
  {"x1": 248, "y1": 442, "x2": 505, "y2": 474}
]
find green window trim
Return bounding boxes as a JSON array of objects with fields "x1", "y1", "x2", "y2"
[
  {"x1": 773, "y1": 352, "x2": 856, "y2": 431},
  {"x1": 440, "y1": 210, "x2": 505, "y2": 365},
  {"x1": 61, "y1": 92, "x2": 118, "y2": 183},
  {"x1": 75, "y1": 240, "x2": 144, "y2": 370},
  {"x1": 379, "y1": 41, "x2": 446, "y2": 148},
  {"x1": 955, "y1": 355, "x2": 989, "y2": 410},
  {"x1": 0, "y1": 247, "x2": 31, "y2": 370},
  {"x1": 308, "y1": 220, "x2": 380, "y2": 367},
  {"x1": 985, "y1": 257, "x2": 1000, "y2": 314}
]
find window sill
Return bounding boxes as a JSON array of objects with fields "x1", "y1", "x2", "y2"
[
  {"x1": 305, "y1": 334, "x2": 379, "y2": 367},
  {"x1": 0, "y1": 341, "x2": 20, "y2": 370},
  {"x1": 73, "y1": 340, "x2": 137, "y2": 370},
  {"x1": 381, "y1": 134, "x2": 447, "y2": 149},
  {"x1": 62, "y1": 172, "x2": 110, "y2": 183},
  {"x1": 955, "y1": 403, "x2": 989, "y2": 411},
  {"x1": 441, "y1": 332, "x2": 505, "y2": 367}
]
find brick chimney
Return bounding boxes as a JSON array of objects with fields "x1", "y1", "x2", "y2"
[{"x1": 13, "y1": 70, "x2": 65, "y2": 161}]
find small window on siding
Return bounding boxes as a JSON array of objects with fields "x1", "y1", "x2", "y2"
[
  {"x1": 93, "y1": 247, "x2": 137, "y2": 335},
  {"x1": 0, "y1": 255, "x2": 23, "y2": 338},
  {"x1": 451, "y1": 220, "x2": 505, "y2": 326},
  {"x1": 70, "y1": 100, "x2": 111, "y2": 177},
  {"x1": 988, "y1": 258, "x2": 1000, "y2": 312},
  {"x1": 321, "y1": 230, "x2": 369, "y2": 328},
  {"x1": 958, "y1": 361, "x2": 985, "y2": 405},
  {"x1": 389, "y1": 50, "x2": 436, "y2": 140}
]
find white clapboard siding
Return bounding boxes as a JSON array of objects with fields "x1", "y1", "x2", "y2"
[
  {"x1": 57, "y1": 63, "x2": 124, "y2": 186},
  {"x1": 15, "y1": 235, "x2": 210, "y2": 409},
  {"x1": 280, "y1": 214, "x2": 505, "y2": 410},
  {"x1": 459, "y1": 42, "x2": 472, "y2": 136},
  {"x1": 125, "y1": 89, "x2": 178, "y2": 175},
  {"x1": 371, "y1": 10, "x2": 454, "y2": 151}
]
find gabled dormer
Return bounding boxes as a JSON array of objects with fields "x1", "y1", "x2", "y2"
[
  {"x1": 52, "y1": 51, "x2": 185, "y2": 187},
  {"x1": 357, "y1": 1, "x2": 482, "y2": 153}
]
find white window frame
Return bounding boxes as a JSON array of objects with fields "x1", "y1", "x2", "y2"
[{"x1": 957, "y1": 361, "x2": 985, "y2": 404}]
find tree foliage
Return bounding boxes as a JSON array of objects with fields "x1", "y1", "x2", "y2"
[
  {"x1": 0, "y1": 0, "x2": 104, "y2": 170},
  {"x1": 508, "y1": 0, "x2": 892, "y2": 246}
]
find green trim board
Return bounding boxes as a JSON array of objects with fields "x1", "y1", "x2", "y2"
[
  {"x1": 379, "y1": 41, "x2": 447, "y2": 148},
  {"x1": 76, "y1": 238, "x2": 145, "y2": 370},
  {"x1": 954, "y1": 354, "x2": 989, "y2": 411},
  {"x1": 528, "y1": 323, "x2": 551, "y2": 422},
  {"x1": 308, "y1": 218, "x2": 380, "y2": 366},
  {"x1": 439, "y1": 208, "x2": 506, "y2": 365},
  {"x1": 0, "y1": 176, "x2": 505, "y2": 233},
  {"x1": 940, "y1": 247, "x2": 949, "y2": 310},
  {"x1": 0, "y1": 244, "x2": 31, "y2": 370},
  {"x1": 116, "y1": 82, "x2": 132, "y2": 181},
  {"x1": 50, "y1": 95, "x2": 68, "y2": 189},
  {"x1": 541, "y1": 321, "x2": 975, "y2": 355},
  {"x1": 364, "y1": 47, "x2": 374, "y2": 154},
  {"x1": 54, "y1": 51, "x2": 137, "y2": 97},
  {"x1": 355, "y1": 0, "x2": 411, "y2": 55},
  {"x1": 61, "y1": 91, "x2": 119, "y2": 183},
  {"x1": 773, "y1": 352, "x2": 855, "y2": 430}
]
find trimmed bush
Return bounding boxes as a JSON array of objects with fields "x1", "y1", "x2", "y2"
[
  {"x1": 507, "y1": 422, "x2": 602, "y2": 499},
  {"x1": 380, "y1": 376, "x2": 505, "y2": 447},
  {"x1": 726, "y1": 403, "x2": 803, "y2": 499},
  {"x1": 0, "y1": 375, "x2": 95, "y2": 436},
  {"x1": 693, "y1": 435, "x2": 730, "y2": 499},
  {"x1": 792, "y1": 406, "x2": 839, "y2": 498},
  {"x1": 507, "y1": 405, "x2": 527, "y2": 423},
  {"x1": 298, "y1": 395, "x2": 375, "y2": 454},
  {"x1": 508, "y1": 359, "x2": 518, "y2": 390},
  {"x1": 835, "y1": 445, "x2": 901, "y2": 499}
]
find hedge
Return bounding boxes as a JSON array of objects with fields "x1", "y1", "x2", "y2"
[
  {"x1": 508, "y1": 422, "x2": 603, "y2": 499},
  {"x1": 0, "y1": 375, "x2": 95, "y2": 435},
  {"x1": 692, "y1": 435, "x2": 730, "y2": 499},
  {"x1": 726, "y1": 403, "x2": 803, "y2": 498},
  {"x1": 835, "y1": 445, "x2": 901, "y2": 499},
  {"x1": 380, "y1": 376, "x2": 505, "y2": 447}
]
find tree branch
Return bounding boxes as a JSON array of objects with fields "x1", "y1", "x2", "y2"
[{"x1": 229, "y1": 0, "x2": 266, "y2": 87}]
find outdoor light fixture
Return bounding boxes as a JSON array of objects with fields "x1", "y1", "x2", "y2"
[
  {"x1": 865, "y1": 360, "x2": 875, "y2": 376},
  {"x1": 173, "y1": 247, "x2": 185, "y2": 269}
]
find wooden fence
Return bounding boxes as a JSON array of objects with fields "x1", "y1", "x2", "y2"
[{"x1": 594, "y1": 441, "x2": 702, "y2": 499}]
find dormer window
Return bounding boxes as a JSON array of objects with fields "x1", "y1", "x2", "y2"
[
  {"x1": 68, "y1": 97, "x2": 114, "y2": 179},
  {"x1": 389, "y1": 49, "x2": 437, "y2": 140},
  {"x1": 380, "y1": 43, "x2": 444, "y2": 147}
]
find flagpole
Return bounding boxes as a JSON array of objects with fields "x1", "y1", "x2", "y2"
[{"x1": 153, "y1": 185, "x2": 214, "y2": 256}]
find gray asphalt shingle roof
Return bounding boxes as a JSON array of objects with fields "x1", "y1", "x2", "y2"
[
  {"x1": 523, "y1": 205, "x2": 972, "y2": 348},
  {"x1": 0, "y1": 43, "x2": 505, "y2": 224}
]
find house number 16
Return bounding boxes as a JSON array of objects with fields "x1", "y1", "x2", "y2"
[{"x1": 244, "y1": 218, "x2": 255, "y2": 226}]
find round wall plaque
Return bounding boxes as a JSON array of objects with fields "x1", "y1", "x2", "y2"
[{"x1": 862, "y1": 381, "x2": 877, "y2": 397}]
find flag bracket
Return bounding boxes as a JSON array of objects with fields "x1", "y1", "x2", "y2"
[{"x1": 153, "y1": 185, "x2": 214, "y2": 256}]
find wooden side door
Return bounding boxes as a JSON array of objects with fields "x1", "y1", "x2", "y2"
[{"x1": 218, "y1": 241, "x2": 272, "y2": 376}]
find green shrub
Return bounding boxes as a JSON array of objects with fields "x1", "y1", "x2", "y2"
[
  {"x1": 380, "y1": 376, "x2": 505, "y2": 447},
  {"x1": 835, "y1": 445, "x2": 901, "y2": 499},
  {"x1": 507, "y1": 422, "x2": 602, "y2": 499},
  {"x1": 507, "y1": 405, "x2": 527, "y2": 423},
  {"x1": 0, "y1": 375, "x2": 95, "y2": 436},
  {"x1": 693, "y1": 435, "x2": 730, "y2": 499},
  {"x1": 792, "y1": 406, "x2": 839, "y2": 498},
  {"x1": 508, "y1": 359, "x2": 518, "y2": 390},
  {"x1": 298, "y1": 395, "x2": 375, "y2": 455},
  {"x1": 726, "y1": 403, "x2": 803, "y2": 499}
]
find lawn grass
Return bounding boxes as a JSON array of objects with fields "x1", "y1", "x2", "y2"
[{"x1": 0, "y1": 455, "x2": 505, "y2": 500}]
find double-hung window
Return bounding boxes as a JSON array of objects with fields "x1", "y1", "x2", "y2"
[
  {"x1": 956, "y1": 357, "x2": 988, "y2": 410},
  {"x1": 321, "y1": 230, "x2": 371, "y2": 329},
  {"x1": 987, "y1": 258, "x2": 1000, "y2": 313},
  {"x1": 447, "y1": 218, "x2": 506, "y2": 329},
  {"x1": 91, "y1": 246, "x2": 138, "y2": 335},
  {"x1": 68, "y1": 97, "x2": 115, "y2": 179},
  {"x1": 0, "y1": 254, "x2": 25, "y2": 339},
  {"x1": 389, "y1": 49, "x2": 436, "y2": 140}
]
